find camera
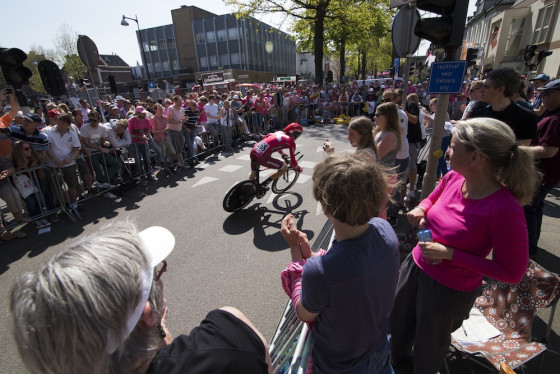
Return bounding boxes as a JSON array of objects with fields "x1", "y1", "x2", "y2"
[{"x1": 5, "y1": 88, "x2": 12, "y2": 95}]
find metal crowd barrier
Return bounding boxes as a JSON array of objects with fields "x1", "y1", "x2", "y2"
[
  {"x1": 0, "y1": 164, "x2": 82, "y2": 229},
  {"x1": 270, "y1": 219, "x2": 335, "y2": 374}
]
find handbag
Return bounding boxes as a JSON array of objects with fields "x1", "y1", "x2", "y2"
[{"x1": 14, "y1": 174, "x2": 38, "y2": 199}]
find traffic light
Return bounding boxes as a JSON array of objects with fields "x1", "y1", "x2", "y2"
[
  {"x1": 389, "y1": 67, "x2": 395, "y2": 78},
  {"x1": 0, "y1": 48, "x2": 32, "y2": 88},
  {"x1": 524, "y1": 44, "x2": 537, "y2": 63},
  {"x1": 409, "y1": 65, "x2": 415, "y2": 77},
  {"x1": 296, "y1": 74, "x2": 301, "y2": 81},
  {"x1": 414, "y1": 1, "x2": 469, "y2": 51},
  {"x1": 537, "y1": 50, "x2": 552, "y2": 64},
  {"x1": 465, "y1": 48, "x2": 479, "y2": 68},
  {"x1": 198, "y1": 78, "x2": 203, "y2": 88},
  {"x1": 37, "y1": 60, "x2": 66, "y2": 96}
]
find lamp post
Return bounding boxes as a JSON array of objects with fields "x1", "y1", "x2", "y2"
[{"x1": 121, "y1": 14, "x2": 151, "y2": 81}]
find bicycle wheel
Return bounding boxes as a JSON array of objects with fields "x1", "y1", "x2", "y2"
[
  {"x1": 272, "y1": 169, "x2": 300, "y2": 194},
  {"x1": 223, "y1": 180, "x2": 257, "y2": 212}
]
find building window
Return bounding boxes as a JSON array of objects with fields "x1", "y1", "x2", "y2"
[
  {"x1": 217, "y1": 29, "x2": 227, "y2": 42},
  {"x1": 149, "y1": 41, "x2": 158, "y2": 52},
  {"x1": 143, "y1": 42, "x2": 149, "y2": 52},
  {"x1": 209, "y1": 55, "x2": 218, "y2": 67},
  {"x1": 220, "y1": 54, "x2": 229, "y2": 66},
  {"x1": 158, "y1": 40, "x2": 166, "y2": 50},
  {"x1": 206, "y1": 31, "x2": 215, "y2": 43},
  {"x1": 231, "y1": 53, "x2": 240, "y2": 65},
  {"x1": 504, "y1": 17, "x2": 525, "y2": 57},
  {"x1": 532, "y1": 4, "x2": 554, "y2": 44},
  {"x1": 163, "y1": 61, "x2": 169, "y2": 71},
  {"x1": 200, "y1": 56, "x2": 208, "y2": 69},
  {"x1": 167, "y1": 38, "x2": 175, "y2": 49},
  {"x1": 196, "y1": 33, "x2": 205, "y2": 44},
  {"x1": 154, "y1": 61, "x2": 161, "y2": 72},
  {"x1": 228, "y1": 27, "x2": 238, "y2": 40}
]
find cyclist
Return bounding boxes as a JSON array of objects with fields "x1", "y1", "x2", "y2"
[{"x1": 249, "y1": 122, "x2": 303, "y2": 182}]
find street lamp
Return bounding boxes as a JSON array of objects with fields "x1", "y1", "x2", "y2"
[{"x1": 121, "y1": 14, "x2": 151, "y2": 81}]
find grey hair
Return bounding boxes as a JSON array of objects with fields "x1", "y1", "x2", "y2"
[
  {"x1": 453, "y1": 118, "x2": 539, "y2": 205},
  {"x1": 10, "y1": 221, "x2": 148, "y2": 374}
]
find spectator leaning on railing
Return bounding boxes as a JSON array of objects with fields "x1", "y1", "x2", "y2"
[
  {"x1": 43, "y1": 113, "x2": 82, "y2": 210},
  {"x1": 280, "y1": 153, "x2": 399, "y2": 373}
]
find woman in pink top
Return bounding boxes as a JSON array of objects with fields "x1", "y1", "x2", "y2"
[
  {"x1": 166, "y1": 96, "x2": 186, "y2": 168},
  {"x1": 390, "y1": 118, "x2": 539, "y2": 374}
]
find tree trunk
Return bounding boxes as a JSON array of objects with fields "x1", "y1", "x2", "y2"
[
  {"x1": 361, "y1": 50, "x2": 367, "y2": 79},
  {"x1": 339, "y1": 38, "x2": 346, "y2": 83},
  {"x1": 313, "y1": 2, "x2": 329, "y2": 85}
]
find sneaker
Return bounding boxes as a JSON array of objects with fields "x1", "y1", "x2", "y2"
[
  {"x1": 388, "y1": 216, "x2": 398, "y2": 227},
  {"x1": 40, "y1": 218, "x2": 51, "y2": 227},
  {"x1": 33, "y1": 220, "x2": 46, "y2": 229},
  {"x1": 97, "y1": 182, "x2": 115, "y2": 189},
  {"x1": 104, "y1": 192, "x2": 118, "y2": 199},
  {"x1": 404, "y1": 189, "x2": 415, "y2": 203}
]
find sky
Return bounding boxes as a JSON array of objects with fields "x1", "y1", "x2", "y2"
[{"x1": 2, "y1": 0, "x2": 478, "y2": 67}]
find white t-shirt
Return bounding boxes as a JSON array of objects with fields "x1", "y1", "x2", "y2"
[
  {"x1": 43, "y1": 126, "x2": 81, "y2": 167},
  {"x1": 79, "y1": 123, "x2": 108, "y2": 151},
  {"x1": 396, "y1": 108, "x2": 409, "y2": 160},
  {"x1": 205, "y1": 103, "x2": 219, "y2": 124}
]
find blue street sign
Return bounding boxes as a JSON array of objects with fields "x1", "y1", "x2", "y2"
[
  {"x1": 148, "y1": 81, "x2": 156, "y2": 89},
  {"x1": 393, "y1": 58, "x2": 400, "y2": 77},
  {"x1": 428, "y1": 61, "x2": 467, "y2": 94}
]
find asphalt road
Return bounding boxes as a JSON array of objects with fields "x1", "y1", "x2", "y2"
[
  {"x1": 1, "y1": 123, "x2": 559, "y2": 373},
  {"x1": 0, "y1": 123, "x2": 353, "y2": 373}
]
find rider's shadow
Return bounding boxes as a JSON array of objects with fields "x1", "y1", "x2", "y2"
[{"x1": 222, "y1": 192, "x2": 314, "y2": 252}]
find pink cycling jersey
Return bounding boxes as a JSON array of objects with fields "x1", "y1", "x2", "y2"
[{"x1": 250, "y1": 131, "x2": 299, "y2": 171}]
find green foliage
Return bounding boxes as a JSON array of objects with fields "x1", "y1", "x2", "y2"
[
  {"x1": 53, "y1": 23, "x2": 87, "y2": 80},
  {"x1": 24, "y1": 49, "x2": 48, "y2": 94}
]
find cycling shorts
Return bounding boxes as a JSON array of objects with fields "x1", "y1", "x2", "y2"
[{"x1": 250, "y1": 151, "x2": 285, "y2": 173}]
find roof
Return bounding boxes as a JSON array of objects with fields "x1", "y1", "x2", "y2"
[{"x1": 99, "y1": 54, "x2": 129, "y2": 67}]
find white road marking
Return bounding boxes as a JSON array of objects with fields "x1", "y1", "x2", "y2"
[
  {"x1": 192, "y1": 176, "x2": 219, "y2": 187},
  {"x1": 316, "y1": 201, "x2": 323, "y2": 216},
  {"x1": 219, "y1": 165, "x2": 243, "y2": 172},
  {"x1": 237, "y1": 154, "x2": 251, "y2": 161},
  {"x1": 299, "y1": 160, "x2": 317, "y2": 168},
  {"x1": 297, "y1": 174, "x2": 311, "y2": 184}
]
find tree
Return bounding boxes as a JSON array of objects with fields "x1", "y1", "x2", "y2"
[
  {"x1": 53, "y1": 23, "x2": 87, "y2": 81},
  {"x1": 225, "y1": 0, "x2": 334, "y2": 85},
  {"x1": 291, "y1": 0, "x2": 392, "y2": 83}
]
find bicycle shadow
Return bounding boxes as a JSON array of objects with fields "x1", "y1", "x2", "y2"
[{"x1": 222, "y1": 192, "x2": 315, "y2": 252}]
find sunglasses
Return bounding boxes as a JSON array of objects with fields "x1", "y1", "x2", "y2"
[{"x1": 155, "y1": 261, "x2": 167, "y2": 281}]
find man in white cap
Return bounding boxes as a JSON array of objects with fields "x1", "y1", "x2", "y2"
[{"x1": 10, "y1": 221, "x2": 272, "y2": 374}]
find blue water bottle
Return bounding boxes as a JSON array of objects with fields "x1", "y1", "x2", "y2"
[{"x1": 417, "y1": 229, "x2": 441, "y2": 265}]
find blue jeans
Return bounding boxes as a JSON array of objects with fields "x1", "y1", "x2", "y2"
[
  {"x1": 524, "y1": 184, "x2": 554, "y2": 256},
  {"x1": 314, "y1": 339, "x2": 393, "y2": 374},
  {"x1": 134, "y1": 143, "x2": 152, "y2": 176}
]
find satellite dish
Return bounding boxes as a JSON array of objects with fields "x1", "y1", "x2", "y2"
[{"x1": 77, "y1": 35, "x2": 99, "y2": 69}]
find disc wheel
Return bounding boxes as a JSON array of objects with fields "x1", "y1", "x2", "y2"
[
  {"x1": 223, "y1": 180, "x2": 257, "y2": 212},
  {"x1": 272, "y1": 169, "x2": 300, "y2": 194}
]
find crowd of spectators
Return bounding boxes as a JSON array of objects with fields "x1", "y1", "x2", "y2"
[{"x1": 3, "y1": 65, "x2": 560, "y2": 373}]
